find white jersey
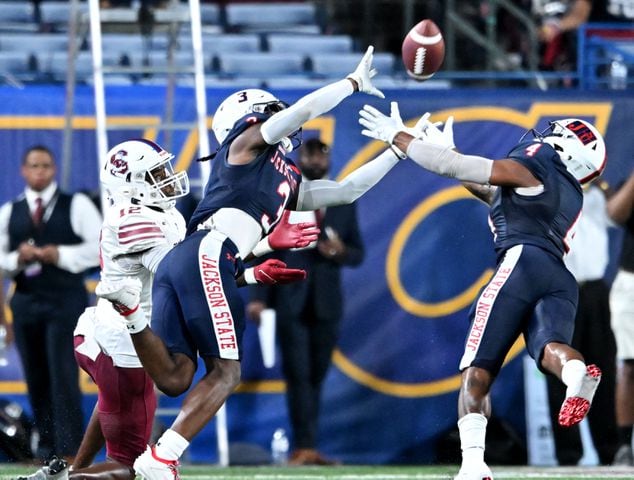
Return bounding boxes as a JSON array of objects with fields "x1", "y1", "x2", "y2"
[{"x1": 75, "y1": 201, "x2": 186, "y2": 367}]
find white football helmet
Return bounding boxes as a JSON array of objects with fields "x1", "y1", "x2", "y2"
[
  {"x1": 211, "y1": 88, "x2": 296, "y2": 151},
  {"x1": 538, "y1": 118, "x2": 606, "y2": 184},
  {"x1": 101, "y1": 139, "x2": 190, "y2": 208}
]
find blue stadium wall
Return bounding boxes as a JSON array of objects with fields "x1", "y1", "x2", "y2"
[{"x1": 0, "y1": 85, "x2": 632, "y2": 465}]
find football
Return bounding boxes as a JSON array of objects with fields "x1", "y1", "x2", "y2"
[{"x1": 401, "y1": 19, "x2": 445, "y2": 81}]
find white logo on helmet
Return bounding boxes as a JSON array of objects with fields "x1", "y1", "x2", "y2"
[{"x1": 101, "y1": 140, "x2": 190, "y2": 208}]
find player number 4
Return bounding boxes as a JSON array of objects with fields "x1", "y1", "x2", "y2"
[{"x1": 525, "y1": 143, "x2": 542, "y2": 157}]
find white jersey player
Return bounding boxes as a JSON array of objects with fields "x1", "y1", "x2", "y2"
[{"x1": 71, "y1": 139, "x2": 189, "y2": 480}]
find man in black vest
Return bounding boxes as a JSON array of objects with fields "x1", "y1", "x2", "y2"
[
  {"x1": 247, "y1": 138, "x2": 365, "y2": 465},
  {"x1": 0, "y1": 145, "x2": 101, "y2": 461},
  {"x1": 607, "y1": 171, "x2": 634, "y2": 466}
]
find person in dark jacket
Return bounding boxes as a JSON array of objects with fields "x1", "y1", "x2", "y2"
[{"x1": 247, "y1": 138, "x2": 365, "y2": 465}]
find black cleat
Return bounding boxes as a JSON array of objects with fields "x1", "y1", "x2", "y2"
[{"x1": 16, "y1": 456, "x2": 69, "y2": 480}]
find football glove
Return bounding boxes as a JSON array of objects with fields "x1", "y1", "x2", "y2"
[
  {"x1": 415, "y1": 112, "x2": 456, "y2": 149},
  {"x1": 244, "y1": 259, "x2": 307, "y2": 285},
  {"x1": 346, "y1": 46, "x2": 385, "y2": 99},
  {"x1": 359, "y1": 102, "x2": 418, "y2": 158},
  {"x1": 252, "y1": 210, "x2": 320, "y2": 257},
  {"x1": 269, "y1": 209, "x2": 320, "y2": 249},
  {"x1": 95, "y1": 277, "x2": 148, "y2": 333}
]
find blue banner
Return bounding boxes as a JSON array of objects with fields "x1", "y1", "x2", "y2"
[{"x1": 0, "y1": 85, "x2": 632, "y2": 464}]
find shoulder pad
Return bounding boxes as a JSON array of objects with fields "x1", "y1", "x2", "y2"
[{"x1": 107, "y1": 204, "x2": 169, "y2": 254}]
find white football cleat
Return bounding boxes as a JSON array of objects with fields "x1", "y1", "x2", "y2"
[
  {"x1": 134, "y1": 445, "x2": 180, "y2": 480},
  {"x1": 95, "y1": 277, "x2": 142, "y2": 316},
  {"x1": 454, "y1": 462, "x2": 493, "y2": 480},
  {"x1": 558, "y1": 364, "x2": 601, "y2": 427}
]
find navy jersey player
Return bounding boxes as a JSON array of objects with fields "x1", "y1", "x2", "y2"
[
  {"x1": 96, "y1": 46, "x2": 408, "y2": 480},
  {"x1": 359, "y1": 103, "x2": 606, "y2": 480}
]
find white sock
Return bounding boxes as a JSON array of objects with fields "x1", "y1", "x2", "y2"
[
  {"x1": 155, "y1": 429, "x2": 190, "y2": 461},
  {"x1": 561, "y1": 359, "x2": 586, "y2": 396},
  {"x1": 458, "y1": 413, "x2": 488, "y2": 465}
]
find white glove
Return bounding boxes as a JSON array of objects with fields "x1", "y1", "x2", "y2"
[
  {"x1": 360, "y1": 102, "x2": 416, "y2": 159},
  {"x1": 95, "y1": 277, "x2": 147, "y2": 333},
  {"x1": 414, "y1": 113, "x2": 456, "y2": 149},
  {"x1": 359, "y1": 102, "x2": 410, "y2": 144},
  {"x1": 346, "y1": 46, "x2": 385, "y2": 99}
]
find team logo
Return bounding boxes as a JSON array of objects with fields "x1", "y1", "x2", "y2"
[
  {"x1": 109, "y1": 149, "x2": 129, "y2": 177},
  {"x1": 565, "y1": 120, "x2": 596, "y2": 145}
]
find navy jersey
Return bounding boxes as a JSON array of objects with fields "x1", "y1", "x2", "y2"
[
  {"x1": 188, "y1": 112, "x2": 303, "y2": 235},
  {"x1": 489, "y1": 140, "x2": 583, "y2": 258}
]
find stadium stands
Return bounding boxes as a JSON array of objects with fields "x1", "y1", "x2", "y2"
[
  {"x1": 216, "y1": 52, "x2": 306, "y2": 79},
  {"x1": 39, "y1": 1, "x2": 88, "y2": 32},
  {"x1": 0, "y1": 51, "x2": 39, "y2": 83},
  {"x1": 0, "y1": 1, "x2": 405, "y2": 87},
  {"x1": 266, "y1": 33, "x2": 353, "y2": 54},
  {"x1": 47, "y1": 50, "x2": 125, "y2": 83},
  {"x1": 224, "y1": 2, "x2": 320, "y2": 34},
  {"x1": 195, "y1": 33, "x2": 262, "y2": 55},
  {"x1": 0, "y1": 2, "x2": 37, "y2": 32},
  {"x1": 310, "y1": 52, "x2": 396, "y2": 79},
  {"x1": 0, "y1": 33, "x2": 70, "y2": 54}
]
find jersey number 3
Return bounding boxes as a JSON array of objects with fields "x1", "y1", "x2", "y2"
[{"x1": 261, "y1": 181, "x2": 291, "y2": 233}]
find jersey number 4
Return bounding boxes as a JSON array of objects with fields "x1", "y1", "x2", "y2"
[{"x1": 525, "y1": 143, "x2": 543, "y2": 157}]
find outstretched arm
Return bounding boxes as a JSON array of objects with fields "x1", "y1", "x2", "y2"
[
  {"x1": 359, "y1": 102, "x2": 540, "y2": 188},
  {"x1": 260, "y1": 46, "x2": 384, "y2": 145},
  {"x1": 296, "y1": 149, "x2": 401, "y2": 210}
]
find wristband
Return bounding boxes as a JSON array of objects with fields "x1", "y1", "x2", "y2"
[
  {"x1": 124, "y1": 308, "x2": 149, "y2": 334},
  {"x1": 390, "y1": 145, "x2": 407, "y2": 160},
  {"x1": 244, "y1": 267, "x2": 257, "y2": 285},
  {"x1": 251, "y1": 237, "x2": 272, "y2": 257}
]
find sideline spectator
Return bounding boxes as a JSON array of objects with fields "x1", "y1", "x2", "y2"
[
  {"x1": 247, "y1": 138, "x2": 364, "y2": 466},
  {"x1": 545, "y1": 180, "x2": 618, "y2": 465},
  {"x1": 607, "y1": 171, "x2": 634, "y2": 466},
  {"x1": 538, "y1": 0, "x2": 634, "y2": 73},
  {"x1": 0, "y1": 145, "x2": 102, "y2": 461}
]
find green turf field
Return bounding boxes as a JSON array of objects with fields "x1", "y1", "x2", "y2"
[{"x1": 0, "y1": 464, "x2": 633, "y2": 480}]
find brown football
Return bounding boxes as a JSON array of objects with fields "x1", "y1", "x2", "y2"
[{"x1": 401, "y1": 19, "x2": 445, "y2": 81}]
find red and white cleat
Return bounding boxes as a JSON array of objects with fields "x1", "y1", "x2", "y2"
[
  {"x1": 558, "y1": 364, "x2": 601, "y2": 427},
  {"x1": 133, "y1": 445, "x2": 180, "y2": 480}
]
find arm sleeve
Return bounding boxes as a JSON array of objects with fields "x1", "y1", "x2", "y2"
[
  {"x1": 297, "y1": 149, "x2": 399, "y2": 210},
  {"x1": 0, "y1": 202, "x2": 20, "y2": 275},
  {"x1": 56, "y1": 193, "x2": 103, "y2": 273},
  {"x1": 138, "y1": 244, "x2": 173, "y2": 274},
  {"x1": 406, "y1": 140, "x2": 493, "y2": 184},
  {"x1": 260, "y1": 80, "x2": 354, "y2": 145}
]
